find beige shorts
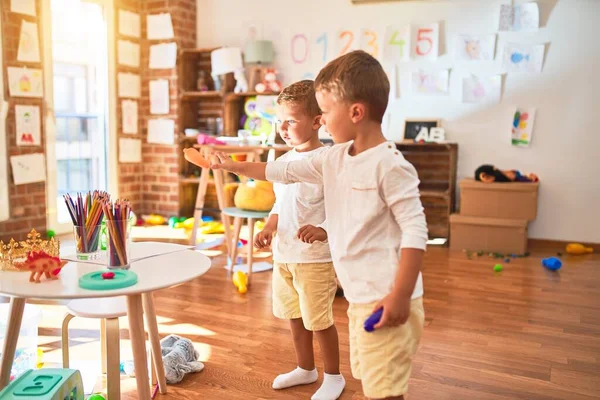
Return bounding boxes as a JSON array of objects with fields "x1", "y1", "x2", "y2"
[
  {"x1": 272, "y1": 262, "x2": 337, "y2": 331},
  {"x1": 348, "y1": 297, "x2": 425, "y2": 399}
]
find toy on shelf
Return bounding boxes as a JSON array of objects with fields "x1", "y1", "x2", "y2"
[
  {"x1": 15, "y1": 251, "x2": 68, "y2": 283},
  {"x1": 565, "y1": 243, "x2": 593, "y2": 255},
  {"x1": 232, "y1": 270, "x2": 248, "y2": 294},
  {"x1": 475, "y1": 164, "x2": 539, "y2": 183},
  {"x1": 255, "y1": 68, "x2": 282, "y2": 93},
  {"x1": 364, "y1": 308, "x2": 383, "y2": 332},
  {"x1": 144, "y1": 214, "x2": 166, "y2": 226},
  {"x1": 542, "y1": 257, "x2": 562, "y2": 271},
  {"x1": 0, "y1": 368, "x2": 84, "y2": 400}
]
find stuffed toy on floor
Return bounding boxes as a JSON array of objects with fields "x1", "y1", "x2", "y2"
[{"x1": 160, "y1": 334, "x2": 205, "y2": 384}]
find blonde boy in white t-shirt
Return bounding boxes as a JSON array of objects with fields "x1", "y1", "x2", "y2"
[
  {"x1": 211, "y1": 52, "x2": 427, "y2": 400},
  {"x1": 253, "y1": 80, "x2": 345, "y2": 400}
]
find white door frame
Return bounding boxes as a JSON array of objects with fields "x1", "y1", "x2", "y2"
[
  {"x1": 0, "y1": 16, "x2": 9, "y2": 222},
  {"x1": 42, "y1": 0, "x2": 118, "y2": 234}
]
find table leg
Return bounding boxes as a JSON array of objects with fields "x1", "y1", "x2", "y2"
[
  {"x1": 126, "y1": 294, "x2": 151, "y2": 399},
  {"x1": 230, "y1": 216, "x2": 243, "y2": 271},
  {"x1": 213, "y1": 168, "x2": 233, "y2": 260},
  {"x1": 191, "y1": 164, "x2": 210, "y2": 246},
  {"x1": 105, "y1": 318, "x2": 121, "y2": 399},
  {"x1": 142, "y1": 293, "x2": 167, "y2": 394},
  {"x1": 247, "y1": 218, "x2": 255, "y2": 285},
  {"x1": 0, "y1": 297, "x2": 25, "y2": 390}
]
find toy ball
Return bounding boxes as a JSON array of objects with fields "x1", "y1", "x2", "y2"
[
  {"x1": 493, "y1": 264, "x2": 503, "y2": 272},
  {"x1": 542, "y1": 257, "x2": 562, "y2": 271},
  {"x1": 47, "y1": 230, "x2": 56, "y2": 239},
  {"x1": 87, "y1": 394, "x2": 106, "y2": 400}
]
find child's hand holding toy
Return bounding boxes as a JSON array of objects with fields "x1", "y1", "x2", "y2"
[{"x1": 367, "y1": 292, "x2": 411, "y2": 331}]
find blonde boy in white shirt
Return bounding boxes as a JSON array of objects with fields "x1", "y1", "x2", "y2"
[
  {"x1": 212, "y1": 52, "x2": 427, "y2": 400},
  {"x1": 253, "y1": 80, "x2": 345, "y2": 400}
]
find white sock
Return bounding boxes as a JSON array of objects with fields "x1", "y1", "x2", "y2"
[
  {"x1": 273, "y1": 367, "x2": 318, "y2": 389},
  {"x1": 311, "y1": 373, "x2": 345, "y2": 400}
]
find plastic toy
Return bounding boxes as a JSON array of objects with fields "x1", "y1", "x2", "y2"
[
  {"x1": 493, "y1": 264, "x2": 503, "y2": 272},
  {"x1": 46, "y1": 230, "x2": 56, "y2": 239},
  {"x1": 79, "y1": 270, "x2": 138, "y2": 291},
  {"x1": 566, "y1": 243, "x2": 593, "y2": 255},
  {"x1": 364, "y1": 308, "x2": 383, "y2": 332},
  {"x1": 37, "y1": 348, "x2": 44, "y2": 368},
  {"x1": 504, "y1": 258, "x2": 511, "y2": 263},
  {"x1": 87, "y1": 394, "x2": 106, "y2": 400},
  {"x1": 199, "y1": 221, "x2": 224, "y2": 235},
  {"x1": 255, "y1": 69, "x2": 282, "y2": 93},
  {"x1": 144, "y1": 214, "x2": 166, "y2": 226},
  {"x1": 15, "y1": 251, "x2": 68, "y2": 283},
  {"x1": 183, "y1": 148, "x2": 210, "y2": 169},
  {"x1": 234, "y1": 180, "x2": 275, "y2": 211},
  {"x1": 232, "y1": 271, "x2": 248, "y2": 294},
  {"x1": 0, "y1": 368, "x2": 84, "y2": 400},
  {"x1": 101, "y1": 272, "x2": 115, "y2": 280},
  {"x1": 542, "y1": 257, "x2": 562, "y2": 271}
]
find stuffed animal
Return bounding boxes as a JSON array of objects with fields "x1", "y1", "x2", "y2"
[
  {"x1": 255, "y1": 68, "x2": 282, "y2": 93},
  {"x1": 475, "y1": 164, "x2": 539, "y2": 183},
  {"x1": 160, "y1": 334, "x2": 204, "y2": 384},
  {"x1": 234, "y1": 180, "x2": 275, "y2": 211}
]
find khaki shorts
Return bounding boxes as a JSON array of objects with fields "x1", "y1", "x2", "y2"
[
  {"x1": 348, "y1": 297, "x2": 425, "y2": 399},
  {"x1": 272, "y1": 262, "x2": 337, "y2": 331}
]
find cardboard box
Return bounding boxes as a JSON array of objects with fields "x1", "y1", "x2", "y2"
[
  {"x1": 450, "y1": 214, "x2": 528, "y2": 254},
  {"x1": 459, "y1": 178, "x2": 539, "y2": 221}
]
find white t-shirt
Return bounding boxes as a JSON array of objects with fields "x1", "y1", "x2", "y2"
[
  {"x1": 270, "y1": 147, "x2": 332, "y2": 264},
  {"x1": 266, "y1": 141, "x2": 428, "y2": 304}
]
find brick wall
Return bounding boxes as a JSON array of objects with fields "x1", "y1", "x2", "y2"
[
  {"x1": 140, "y1": 0, "x2": 197, "y2": 216},
  {"x1": 0, "y1": 0, "x2": 46, "y2": 241},
  {"x1": 115, "y1": 0, "x2": 144, "y2": 213}
]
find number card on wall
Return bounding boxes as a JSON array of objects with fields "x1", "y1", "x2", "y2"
[
  {"x1": 336, "y1": 29, "x2": 358, "y2": 58},
  {"x1": 411, "y1": 23, "x2": 439, "y2": 60},
  {"x1": 360, "y1": 28, "x2": 381, "y2": 60},
  {"x1": 383, "y1": 25, "x2": 410, "y2": 63}
]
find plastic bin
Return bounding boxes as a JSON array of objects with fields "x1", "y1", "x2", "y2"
[{"x1": 0, "y1": 303, "x2": 42, "y2": 378}]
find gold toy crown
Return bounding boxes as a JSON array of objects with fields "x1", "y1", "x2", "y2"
[{"x1": 0, "y1": 229, "x2": 60, "y2": 271}]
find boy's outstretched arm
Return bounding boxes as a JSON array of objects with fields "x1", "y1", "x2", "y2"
[
  {"x1": 211, "y1": 149, "x2": 327, "y2": 185},
  {"x1": 373, "y1": 162, "x2": 428, "y2": 329}
]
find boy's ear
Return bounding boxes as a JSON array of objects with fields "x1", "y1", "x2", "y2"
[
  {"x1": 312, "y1": 114, "x2": 322, "y2": 130},
  {"x1": 350, "y1": 103, "x2": 365, "y2": 123}
]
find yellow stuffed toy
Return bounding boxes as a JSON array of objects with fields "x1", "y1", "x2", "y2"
[{"x1": 234, "y1": 180, "x2": 275, "y2": 211}]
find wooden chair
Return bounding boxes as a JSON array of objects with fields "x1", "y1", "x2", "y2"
[{"x1": 221, "y1": 207, "x2": 270, "y2": 284}]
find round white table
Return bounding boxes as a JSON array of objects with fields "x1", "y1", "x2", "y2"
[{"x1": 0, "y1": 243, "x2": 211, "y2": 399}]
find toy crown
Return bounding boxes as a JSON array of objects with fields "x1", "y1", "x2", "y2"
[{"x1": 0, "y1": 229, "x2": 60, "y2": 271}]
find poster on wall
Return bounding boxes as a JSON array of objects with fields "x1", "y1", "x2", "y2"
[
  {"x1": 462, "y1": 75, "x2": 502, "y2": 104},
  {"x1": 383, "y1": 25, "x2": 410, "y2": 63},
  {"x1": 122, "y1": 100, "x2": 138, "y2": 134},
  {"x1": 119, "y1": 10, "x2": 140, "y2": 38},
  {"x1": 150, "y1": 79, "x2": 170, "y2": 115},
  {"x1": 149, "y1": 42, "x2": 177, "y2": 69},
  {"x1": 511, "y1": 108, "x2": 536, "y2": 147},
  {"x1": 119, "y1": 138, "x2": 141, "y2": 163},
  {"x1": 0, "y1": 101, "x2": 9, "y2": 222},
  {"x1": 453, "y1": 34, "x2": 495, "y2": 61},
  {"x1": 118, "y1": 72, "x2": 140, "y2": 98},
  {"x1": 7, "y1": 67, "x2": 43, "y2": 98},
  {"x1": 10, "y1": 0, "x2": 36, "y2": 16},
  {"x1": 147, "y1": 13, "x2": 174, "y2": 40},
  {"x1": 17, "y1": 21, "x2": 40, "y2": 63},
  {"x1": 10, "y1": 153, "x2": 46, "y2": 185},
  {"x1": 499, "y1": 3, "x2": 539, "y2": 31},
  {"x1": 410, "y1": 23, "x2": 439, "y2": 61},
  {"x1": 503, "y1": 43, "x2": 545, "y2": 73},
  {"x1": 118, "y1": 40, "x2": 140, "y2": 68},
  {"x1": 15, "y1": 105, "x2": 41, "y2": 146},
  {"x1": 411, "y1": 70, "x2": 449, "y2": 95},
  {"x1": 148, "y1": 119, "x2": 175, "y2": 144}
]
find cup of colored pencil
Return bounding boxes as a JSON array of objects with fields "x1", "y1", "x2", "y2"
[
  {"x1": 103, "y1": 199, "x2": 132, "y2": 269},
  {"x1": 64, "y1": 191, "x2": 108, "y2": 261}
]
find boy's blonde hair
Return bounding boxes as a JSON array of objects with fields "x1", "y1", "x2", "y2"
[
  {"x1": 315, "y1": 50, "x2": 389, "y2": 123},
  {"x1": 277, "y1": 80, "x2": 322, "y2": 117}
]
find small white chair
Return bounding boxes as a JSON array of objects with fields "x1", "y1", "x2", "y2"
[{"x1": 61, "y1": 297, "x2": 158, "y2": 399}]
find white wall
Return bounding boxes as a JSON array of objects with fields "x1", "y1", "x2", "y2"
[{"x1": 197, "y1": 0, "x2": 600, "y2": 242}]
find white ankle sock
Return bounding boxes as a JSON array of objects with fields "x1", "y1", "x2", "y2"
[
  {"x1": 311, "y1": 373, "x2": 345, "y2": 400},
  {"x1": 273, "y1": 367, "x2": 318, "y2": 389}
]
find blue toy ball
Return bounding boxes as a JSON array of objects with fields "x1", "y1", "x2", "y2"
[{"x1": 542, "y1": 257, "x2": 562, "y2": 271}]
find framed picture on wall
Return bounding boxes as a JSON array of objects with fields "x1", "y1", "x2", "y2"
[{"x1": 403, "y1": 118, "x2": 440, "y2": 142}]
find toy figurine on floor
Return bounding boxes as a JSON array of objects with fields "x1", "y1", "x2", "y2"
[{"x1": 475, "y1": 164, "x2": 539, "y2": 183}]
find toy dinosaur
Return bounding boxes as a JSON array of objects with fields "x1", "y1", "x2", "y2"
[{"x1": 16, "y1": 251, "x2": 68, "y2": 283}]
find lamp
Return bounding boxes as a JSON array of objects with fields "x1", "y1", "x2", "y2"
[
  {"x1": 244, "y1": 40, "x2": 275, "y2": 91},
  {"x1": 210, "y1": 47, "x2": 248, "y2": 93}
]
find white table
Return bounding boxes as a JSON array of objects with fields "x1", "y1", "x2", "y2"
[{"x1": 0, "y1": 242, "x2": 211, "y2": 399}]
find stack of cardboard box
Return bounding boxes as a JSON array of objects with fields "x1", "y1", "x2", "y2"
[{"x1": 450, "y1": 179, "x2": 539, "y2": 254}]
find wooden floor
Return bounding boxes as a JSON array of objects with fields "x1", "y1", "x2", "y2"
[{"x1": 36, "y1": 245, "x2": 599, "y2": 399}]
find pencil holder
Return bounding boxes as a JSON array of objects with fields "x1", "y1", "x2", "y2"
[
  {"x1": 73, "y1": 224, "x2": 102, "y2": 260},
  {"x1": 106, "y1": 219, "x2": 131, "y2": 270}
]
